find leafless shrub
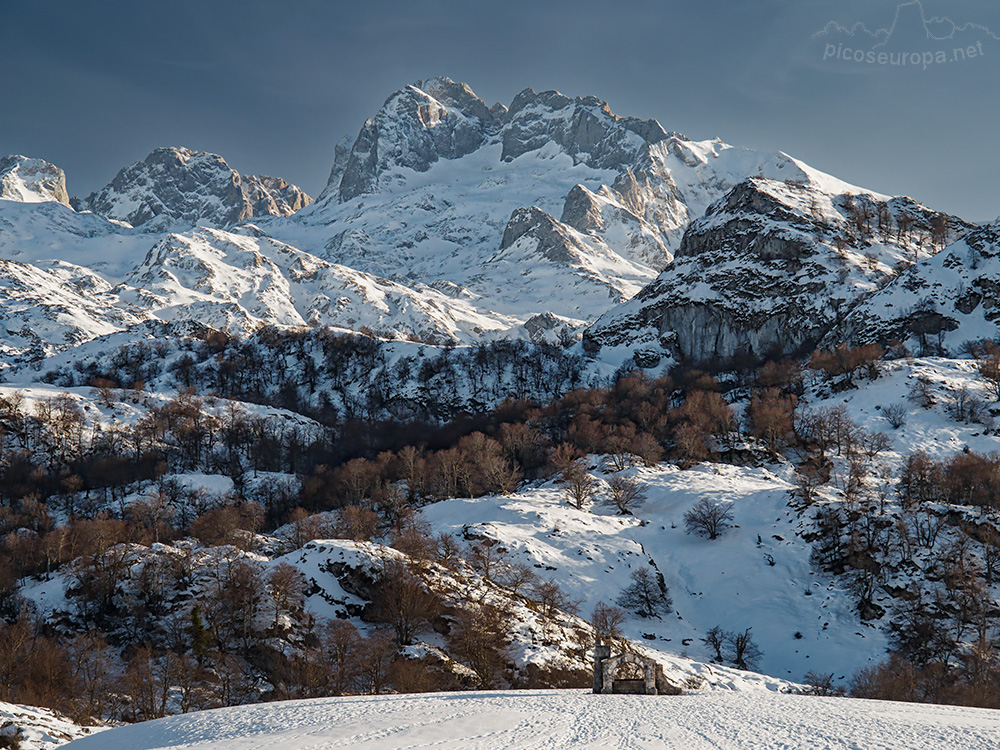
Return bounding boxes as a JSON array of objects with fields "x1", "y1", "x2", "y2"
[
  {"x1": 882, "y1": 403, "x2": 907, "y2": 430},
  {"x1": 684, "y1": 499, "x2": 735, "y2": 540}
]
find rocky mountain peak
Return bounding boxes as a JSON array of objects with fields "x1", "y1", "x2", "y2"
[
  {"x1": 584, "y1": 177, "x2": 969, "y2": 364},
  {"x1": 499, "y1": 87, "x2": 667, "y2": 168},
  {"x1": 0, "y1": 155, "x2": 70, "y2": 205},
  {"x1": 336, "y1": 77, "x2": 498, "y2": 202},
  {"x1": 75, "y1": 147, "x2": 310, "y2": 232},
  {"x1": 325, "y1": 78, "x2": 680, "y2": 206}
]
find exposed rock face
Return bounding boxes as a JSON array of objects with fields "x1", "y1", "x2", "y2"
[
  {"x1": 242, "y1": 174, "x2": 312, "y2": 217},
  {"x1": 0, "y1": 155, "x2": 70, "y2": 205},
  {"x1": 499, "y1": 206, "x2": 584, "y2": 263},
  {"x1": 328, "y1": 77, "x2": 682, "y2": 204},
  {"x1": 832, "y1": 222, "x2": 1000, "y2": 354},
  {"x1": 76, "y1": 147, "x2": 311, "y2": 232},
  {"x1": 500, "y1": 88, "x2": 668, "y2": 168},
  {"x1": 584, "y1": 178, "x2": 970, "y2": 363}
]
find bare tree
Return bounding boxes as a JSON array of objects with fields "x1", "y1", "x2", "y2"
[
  {"x1": 803, "y1": 670, "x2": 842, "y2": 696},
  {"x1": 591, "y1": 602, "x2": 627, "y2": 641},
  {"x1": 467, "y1": 541, "x2": 507, "y2": 583},
  {"x1": 496, "y1": 561, "x2": 538, "y2": 597},
  {"x1": 561, "y1": 459, "x2": 597, "y2": 510},
  {"x1": 684, "y1": 499, "x2": 735, "y2": 540},
  {"x1": 704, "y1": 626, "x2": 726, "y2": 663},
  {"x1": 730, "y1": 627, "x2": 763, "y2": 670},
  {"x1": 268, "y1": 562, "x2": 307, "y2": 630},
  {"x1": 357, "y1": 629, "x2": 396, "y2": 695},
  {"x1": 368, "y1": 559, "x2": 440, "y2": 645},
  {"x1": 908, "y1": 376, "x2": 935, "y2": 408},
  {"x1": 448, "y1": 602, "x2": 513, "y2": 688},
  {"x1": 530, "y1": 579, "x2": 581, "y2": 619},
  {"x1": 321, "y1": 619, "x2": 362, "y2": 695},
  {"x1": 977, "y1": 345, "x2": 1000, "y2": 401},
  {"x1": 616, "y1": 567, "x2": 671, "y2": 618},
  {"x1": 605, "y1": 475, "x2": 647, "y2": 515}
]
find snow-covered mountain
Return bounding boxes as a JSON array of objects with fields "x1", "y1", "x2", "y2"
[
  {"x1": 3, "y1": 74, "x2": 980, "y2": 368},
  {"x1": 3, "y1": 76, "x2": 938, "y2": 364},
  {"x1": 271, "y1": 77, "x2": 877, "y2": 330},
  {"x1": 73, "y1": 147, "x2": 311, "y2": 232},
  {"x1": 585, "y1": 176, "x2": 970, "y2": 365}
]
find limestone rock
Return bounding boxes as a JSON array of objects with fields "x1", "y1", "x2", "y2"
[{"x1": 0, "y1": 155, "x2": 70, "y2": 205}]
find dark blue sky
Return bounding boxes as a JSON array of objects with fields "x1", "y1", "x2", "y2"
[{"x1": 2, "y1": 0, "x2": 998, "y2": 220}]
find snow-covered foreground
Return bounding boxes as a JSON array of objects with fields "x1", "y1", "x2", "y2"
[{"x1": 63, "y1": 690, "x2": 1000, "y2": 750}]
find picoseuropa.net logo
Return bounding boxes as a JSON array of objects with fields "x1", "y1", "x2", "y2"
[
  {"x1": 814, "y1": 0, "x2": 998, "y2": 70},
  {"x1": 823, "y1": 41, "x2": 984, "y2": 69}
]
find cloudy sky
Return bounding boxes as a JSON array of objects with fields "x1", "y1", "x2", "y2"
[{"x1": 2, "y1": 0, "x2": 998, "y2": 219}]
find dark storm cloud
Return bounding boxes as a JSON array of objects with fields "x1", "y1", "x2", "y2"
[{"x1": 1, "y1": 0, "x2": 997, "y2": 220}]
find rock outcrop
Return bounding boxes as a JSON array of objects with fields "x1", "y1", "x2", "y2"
[
  {"x1": 0, "y1": 155, "x2": 70, "y2": 205},
  {"x1": 584, "y1": 178, "x2": 970, "y2": 364}
]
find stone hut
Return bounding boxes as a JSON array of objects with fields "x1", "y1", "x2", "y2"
[{"x1": 592, "y1": 634, "x2": 679, "y2": 695}]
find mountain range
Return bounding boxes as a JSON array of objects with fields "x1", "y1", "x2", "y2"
[{"x1": 4, "y1": 75, "x2": 986, "y2": 372}]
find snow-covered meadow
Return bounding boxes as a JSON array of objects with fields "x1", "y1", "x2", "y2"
[{"x1": 63, "y1": 690, "x2": 1000, "y2": 750}]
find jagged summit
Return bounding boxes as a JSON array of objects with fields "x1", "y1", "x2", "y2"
[
  {"x1": 0, "y1": 155, "x2": 70, "y2": 205},
  {"x1": 332, "y1": 77, "x2": 499, "y2": 202},
  {"x1": 325, "y1": 76, "x2": 679, "y2": 204},
  {"x1": 75, "y1": 146, "x2": 311, "y2": 232}
]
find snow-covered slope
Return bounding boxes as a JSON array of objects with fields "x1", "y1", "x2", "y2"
[
  {"x1": 74, "y1": 147, "x2": 311, "y2": 232},
  {"x1": 835, "y1": 221, "x2": 1000, "y2": 354},
  {"x1": 63, "y1": 690, "x2": 1000, "y2": 750},
  {"x1": 420, "y1": 461, "x2": 886, "y2": 682},
  {"x1": 124, "y1": 226, "x2": 517, "y2": 342}
]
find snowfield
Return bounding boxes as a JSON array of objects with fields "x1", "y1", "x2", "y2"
[{"x1": 62, "y1": 690, "x2": 1000, "y2": 750}]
